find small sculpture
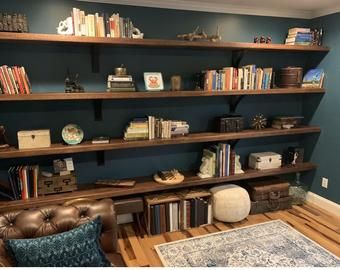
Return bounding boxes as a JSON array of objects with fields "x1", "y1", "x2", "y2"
[
  {"x1": 57, "y1": 17, "x2": 74, "y2": 35},
  {"x1": 254, "y1": 37, "x2": 259, "y2": 43},
  {"x1": 235, "y1": 155, "x2": 244, "y2": 174},
  {"x1": 198, "y1": 155, "x2": 213, "y2": 178},
  {"x1": 260, "y1": 36, "x2": 266, "y2": 43},
  {"x1": 251, "y1": 114, "x2": 267, "y2": 130},
  {"x1": 266, "y1": 36, "x2": 272, "y2": 44},
  {"x1": 177, "y1": 26, "x2": 221, "y2": 42},
  {"x1": 170, "y1": 75, "x2": 182, "y2": 91},
  {"x1": 65, "y1": 70, "x2": 85, "y2": 93},
  {"x1": 153, "y1": 169, "x2": 184, "y2": 185},
  {"x1": 0, "y1": 125, "x2": 9, "y2": 149},
  {"x1": 132, "y1": 27, "x2": 144, "y2": 39}
]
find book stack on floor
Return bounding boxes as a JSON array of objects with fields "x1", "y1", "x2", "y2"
[
  {"x1": 0, "y1": 65, "x2": 31, "y2": 95},
  {"x1": 201, "y1": 143, "x2": 236, "y2": 177},
  {"x1": 203, "y1": 66, "x2": 273, "y2": 91},
  {"x1": 145, "y1": 190, "x2": 212, "y2": 235},
  {"x1": 285, "y1": 28, "x2": 313, "y2": 45},
  {"x1": 1, "y1": 165, "x2": 39, "y2": 200},
  {"x1": 124, "y1": 116, "x2": 189, "y2": 140},
  {"x1": 71, "y1": 8, "x2": 137, "y2": 38}
]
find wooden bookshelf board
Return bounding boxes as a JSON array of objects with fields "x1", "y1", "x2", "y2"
[
  {"x1": 0, "y1": 162, "x2": 316, "y2": 212},
  {"x1": 0, "y1": 126, "x2": 320, "y2": 159},
  {"x1": 0, "y1": 32, "x2": 330, "y2": 52},
  {"x1": 0, "y1": 88, "x2": 325, "y2": 101}
]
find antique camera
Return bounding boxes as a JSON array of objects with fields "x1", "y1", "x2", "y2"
[{"x1": 217, "y1": 115, "x2": 244, "y2": 133}]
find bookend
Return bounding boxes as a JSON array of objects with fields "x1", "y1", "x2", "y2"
[{"x1": 0, "y1": 126, "x2": 9, "y2": 149}]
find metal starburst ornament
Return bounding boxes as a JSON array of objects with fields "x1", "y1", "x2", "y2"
[{"x1": 251, "y1": 114, "x2": 267, "y2": 130}]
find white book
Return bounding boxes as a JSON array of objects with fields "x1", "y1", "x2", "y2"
[
  {"x1": 243, "y1": 68, "x2": 248, "y2": 90},
  {"x1": 80, "y1": 11, "x2": 86, "y2": 36},
  {"x1": 207, "y1": 201, "x2": 213, "y2": 224},
  {"x1": 237, "y1": 68, "x2": 243, "y2": 90},
  {"x1": 183, "y1": 201, "x2": 187, "y2": 229},
  {"x1": 173, "y1": 202, "x2": 178, "y2": 231},
  {"x1": 169, "y1": 203, "x2": 173, "y2": 232}
]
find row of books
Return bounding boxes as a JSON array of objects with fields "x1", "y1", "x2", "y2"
[
  {"x1": 72, "y1": 8, "x2": 135, "y2": 38},
  {"x1": 203, "y1": 143, "x2": 236, "y2": 177},
  {"x1": 2, "y1": 165, "x2": 39, "y2": 200},
  {"x1": 124, "y1": 117, "x2": 189, "y2": 140},
  {"x1": 149, "y1": 198, "x2": 212, "y2": 235},
  {"x1": 203, "y1": 66, "x2": 273, "y2": 91},
  {"x1": 0, "y1": 65, "x2": 31, "y2": 95},
  {"x1": 285, "y1": 27, "x2": 314, "y2": 46}
]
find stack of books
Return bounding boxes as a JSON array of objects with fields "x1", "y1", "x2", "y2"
[
  {"x1": 285, "y1": 28, "x2": 313, "y2": 45},
  {"x1": 0, "y1": 65, "x2": 31, "y2": 95},
  {"x1": 148, "y1": 197, "x2": 212, "y2": 235},
  {"x1": 71, "y1": 8, "x2": 136, "y2": 38},
  {"x1": 202, "y1": 143, "x2": 236, "y2": 177},
  {"x1": 302, "y1": 68, "x2": 325, "y2": 88},
  {"x1": 1, "y1": 165, "x2": 39, "y2": 200},
  {"x1": 124, "y1": 116, "x2": 189, "y2": 140},
  {"x1": 203, "y1": 66, "x2": 273, "y2": 91},
  {"x1": 107, "y1": 74, "x2": 135, "y2": 92}
]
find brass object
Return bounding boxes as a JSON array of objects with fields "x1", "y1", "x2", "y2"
[
  {"x1": 170, "y1": 75, "x2": 182, "y2": 91},
  {"x1": 115, "y1": 64, "x2": 127, "y2": 76},
  {"x1": 251, "y1": 114, "x2": 267, "y2": 130},
  {"x1": 177, "y1": 26, "x2": 221, "y2": 42}
]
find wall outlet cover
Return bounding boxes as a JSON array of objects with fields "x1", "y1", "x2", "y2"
[{"x1": 321, "y1": 177, "x2": 328, "y2": 189}]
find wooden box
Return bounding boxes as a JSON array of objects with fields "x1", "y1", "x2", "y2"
[
  {"x1": 17, "y1": 129, "x2": 51, "y2": 150},
  {"x1": 38, "y1": 173, "x2": 77, "y2": 195},
  {"x1": 246, "y1": 178, "x2": 290, "y2": 201},
  {"x1": 250, "y1": 196, "x2": 292, "y2": 214},
  {"x1": 248, "y1": 152, "x2": 282, "y2": 170}
]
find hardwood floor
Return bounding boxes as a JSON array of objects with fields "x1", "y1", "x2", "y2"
[{"x1": 117, "y1": 203, "x2": 340, "y2": 267}]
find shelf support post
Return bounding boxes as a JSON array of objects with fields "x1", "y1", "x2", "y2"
[
  {"x1": 91, "y1": 45, "x2": 100, "y2": 73},
  {"x1": 93, "y1": 100, "x2": 103, "y2": 121},
  {"x1": 96, "y1": 151, "x2": 105, "y2": 166}
]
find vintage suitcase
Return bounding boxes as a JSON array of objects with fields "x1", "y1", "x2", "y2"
[
  {"x1": 279, "y1": 67, "x2": 303, "y2": 88},
  {"x1": 38, "y1": 173, "x2": 77, "y2": 195},
  {"x1": 250, "y1": 196, "x2": 293, "y2": 214},
  {"x1": 217, "y1": 115, "x2": 244, "y2": 133},
  {"x1": 246, "y1": 178, "x2": 290, "y2": 201},
  {"x1": 248, "y1": 152, "x2": 282, "y2": 170},
  {"x1": 17, "y1": 129, "x2": 51, "y2": 150}
]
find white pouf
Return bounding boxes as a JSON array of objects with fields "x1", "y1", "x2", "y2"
[{"x1": 210, "y1": 184, "x2": 250, "y2": 222}]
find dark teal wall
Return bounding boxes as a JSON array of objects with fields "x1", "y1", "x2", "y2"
[
  {"x1": 301, "y1": 13, "x2": 340, "y2": 204},
  {"x1": 0, "y1": 0, "x2": 325, "y2": 197}
]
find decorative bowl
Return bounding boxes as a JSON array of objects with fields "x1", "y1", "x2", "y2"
[{"x1": 62, "y1": 124, "x2": 84, "y2": 145}]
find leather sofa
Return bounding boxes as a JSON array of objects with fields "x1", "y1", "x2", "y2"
[{"x1": 0, "y1": 198, "x2": 125, "y2": 267}]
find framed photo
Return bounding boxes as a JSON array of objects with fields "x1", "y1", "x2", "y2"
[{"x1": 144, "y1": 72, "x2": 164, "y2": 91}]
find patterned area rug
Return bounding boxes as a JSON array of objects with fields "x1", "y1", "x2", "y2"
[{"x1": 155, "y1": 220, "x2": 340, "y2": 267}]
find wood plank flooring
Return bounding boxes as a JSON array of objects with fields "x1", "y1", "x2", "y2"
[{"x1": 117, "y1": 203, "x2": 340, "y2": 267}]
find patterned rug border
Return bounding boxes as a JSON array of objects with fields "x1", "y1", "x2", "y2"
[{"x1": 154, "y1": 219, "x2": 339, "y2": 267}]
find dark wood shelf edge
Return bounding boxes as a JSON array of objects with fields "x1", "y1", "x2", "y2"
[
  {"x1": 0, "y1": 162, "x2": 317, "y2": 212},
  {"x1": 0, "y1": 127, "x2": 321, "y2": 159},
  {"x1": 0, "y1": 88, "x2": 326, "y2": 101},
  {"x1": 0, "y1": 32, "x2": 330, "y2": 52}
]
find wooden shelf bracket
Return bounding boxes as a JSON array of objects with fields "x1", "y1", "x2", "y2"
[
  {"x1": 93, "y1": 100, "x2": 103, "y2": 121},
  {"x1": 96, "y1": 151, "x2": 105, "y2": 166}
]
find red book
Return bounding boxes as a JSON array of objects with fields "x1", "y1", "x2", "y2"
[
  {"x1": 8, "y1": 67, "x2": 19, "y2": 94},
  {"x1": 13, "y1": 66, "x2": 25, "y2": 94},
  {"x1": 19, "y1": 67, "x2": 31, "y2": 94},
  {"x1": 229, "y1": 149, "x2": 236, "y2": 176},
  {"x1": 233, "y1": 68, "x2": 238, "y2": 89}
]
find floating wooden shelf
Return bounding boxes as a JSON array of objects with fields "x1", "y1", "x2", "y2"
[
  {"x1": 0, "y1": 126, "x2": 320, "y2": 159},
  {"x1": 0, "y1": 32, "x2": 330, "y2": 52},
  {"x1": 0, "y1": 88, "x2": 325, "y2": 101},
  {"x1": 0, "y1": 162, "x2": 317, "y2": 212}
]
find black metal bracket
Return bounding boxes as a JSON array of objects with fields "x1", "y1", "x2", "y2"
[
  {"x1": 96, "y1": 151, "x2": 105, "y2": 166},
  {"x1": 93, "y1": 100, "x2": 103, "y2": 121},
  {"x1": 228, "y1": 95, "x2": 244, "y2": 114},
  {"x1": 229, "y1": 139, "x2": 240, "y2": 149},
  {"x1": 91, "y1": 46, "x2": 100, "y2": 73},
  {"x1": 231, "y1": 50, "x2": 245, "y2": 68}
]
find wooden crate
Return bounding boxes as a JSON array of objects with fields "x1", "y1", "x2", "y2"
[{"x1": 38, "y1": 173, "x2": 77, "y2": 195}]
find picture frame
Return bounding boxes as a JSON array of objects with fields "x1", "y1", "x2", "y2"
[{"x1": 144, "y1": 72, "x2": 164, "y2": 91}]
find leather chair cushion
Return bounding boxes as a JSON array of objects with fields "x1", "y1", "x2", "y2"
[{"x1": 5, "y1": 217, "x2": 111, "y2": 267}]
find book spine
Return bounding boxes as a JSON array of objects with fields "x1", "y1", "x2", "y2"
[{"x1": 160, "y1": 203, "x2": 166, "y2": 233}]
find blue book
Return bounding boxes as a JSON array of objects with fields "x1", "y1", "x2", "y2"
[{"x1": 303, "y1": 68, "x2": 324, "y2": 86}]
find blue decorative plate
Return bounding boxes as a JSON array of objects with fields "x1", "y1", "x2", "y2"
[{"x1": 62, "y1": 124, "x2": 84, "y2": 145}]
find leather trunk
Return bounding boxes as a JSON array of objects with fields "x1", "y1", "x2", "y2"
[
  {"x1": 246, "y1": 178, "x2": 290, "y2": 201},
  {"x1": 250, "y1": 196, "x2": 293, "y2": 214}
]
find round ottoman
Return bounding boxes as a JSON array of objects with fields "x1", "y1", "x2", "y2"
[{"x1": 210, "y1": 184, "x2": 250, "y2": 222}]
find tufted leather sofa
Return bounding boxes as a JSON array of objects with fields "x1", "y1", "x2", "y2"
[{"x1": 0, "y1": 198, "x2": 124, "y2": 267}]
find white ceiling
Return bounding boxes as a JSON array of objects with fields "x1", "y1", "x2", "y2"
[{"x1": 79, "y1": 0, "x2": 340, "y2": 19}]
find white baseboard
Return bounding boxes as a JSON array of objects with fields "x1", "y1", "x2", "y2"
[{"x1": 306, "y1": 192, "x2": 340, "y2": 218}]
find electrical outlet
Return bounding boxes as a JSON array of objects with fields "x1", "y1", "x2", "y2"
[{"x1": 321, "y1": 177, "x2": 328, "y2": 189}]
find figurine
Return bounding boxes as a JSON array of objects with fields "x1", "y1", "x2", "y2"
[
  {"x1": 198, "y1": 155, "x2": 213, "y2": 178},
  {"x1": 260, "y1": 36, "x2": 266, "y2": 43},
  {"x1": 0, "y1": 125, "x2": 9, "y2": 149},
  {"x1": 254, "y1": 36, "x2": 259, "y2": 43},
  {"x1": 251, "y1": 114, "x2": 267, "y2": 130},
  {"x1": 132, "y1": 27, "x2": 144, "y2": 39},
  {"x1": 266, "y1": 36, "x2": 272, "y2": 44},
  {"x1": 235, "y1": 155, "x2": 244, "y2": 174},
  {"x1": 170, "y1": 75, "x2": 182, "y2": 91},
  {"x1": 177, "y1": 26, "x2": 221, "y2": 42},
  {"x1": 65, "y1": 70, "x2": 85, "y2": 93},
  {"x1": 57, "y1": 17, "x2": 74, "y2": 35}
]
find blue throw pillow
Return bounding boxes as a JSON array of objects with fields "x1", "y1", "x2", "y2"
[{"x1": 5, "y1": 217, "x2": 111, "y2": 267}]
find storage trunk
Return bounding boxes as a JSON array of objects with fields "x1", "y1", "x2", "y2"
[
  {"x1": 248, "y1": 152, "x2": 282, "y2": 170},
  {"x1": 17, "y1": 129, "x2": 51, "y2": 150},
  {"x1": 250, "y1": 196, "x2": 293, "y2": 214},
  {"x1": 38, "y1": 173, "x2": 77, "y2": 195},
  {"x1": 246, "y1": 178, "x2": 290, "y2": 201}
]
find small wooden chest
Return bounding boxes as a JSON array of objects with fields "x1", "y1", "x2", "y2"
[
  {"x1": 248, "y1": 152, "x2": 282, "y2": 170},
  {"x1": 246, "y1": 178, "x2": 290, "y2": 201},
  {"x1": 250, "y1": 196, "x2": 293, "y2": 214},
  {"x1": 38, "y1": 173, "x2": 77, "y2": 195},
  {"x1": 17, "y1": 129, "x2": 51, "y2": 150}
]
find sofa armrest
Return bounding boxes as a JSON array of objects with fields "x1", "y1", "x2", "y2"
[{"x1": 0, "y1": 256, "x2": 12, "y2": 267}]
